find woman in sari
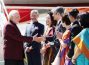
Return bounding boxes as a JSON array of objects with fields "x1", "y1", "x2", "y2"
[
  {"x1": 72, "y1": 12, "x2": 89, "y2": 65},
  {"x1": 52, "y1": 14, "x2": 71, "y2": 65},
  {"x1": 41, "y1": 12, "x2": 57, "y2": 65},
  {"x1": 64, "y1": 9, "x2": 82, "y2": 65}
]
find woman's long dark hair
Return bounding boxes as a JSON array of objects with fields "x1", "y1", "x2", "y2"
[
  {"x1": 79, "y1": 12, "x2": 89, "y2": 28},
  {"x1": 62, "y1": 15, "x2": 71, "y2": 25},
  {"x1": 48, "y1": 12, "x2": 57, "y2": 27},
  {"x1": 69, "y1": 8, "x2": 79, "y2": 19}
]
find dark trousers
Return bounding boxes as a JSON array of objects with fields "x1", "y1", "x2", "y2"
[
  {"x1": 5, "y1": 59, "x2": 24, "y2": 65},
  {"x1": 26, "y1": 52, "x2": 41, "y2": 65}
]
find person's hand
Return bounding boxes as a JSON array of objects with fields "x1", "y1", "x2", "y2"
[
  {"x1": 38, "y1": 36, "x2": 46, "y2": 42},
  {"x1": 25, "y1": 46, "x2": 33, "y2": 52},
  {"x1": 33, "y1": 36, "x2": 46, "y2": 43},
  {"x1": 72, "y1": 57, "x2": 76, "y2": 64},
  {"x1": 46, "y1": 42, "x2": 51, "y2": 48},
  {"x1": 56, "y1": 31, "x2": 62, "y2": 39},
  {"x1": 33, "y1": 34, "x2": 46, "y2": 43},
  {"x1": 65, "y1": 55, "x2": 71, "y2": 60},
  {"x1": 33, "y1": 33, "x2": 38, "y2": 41},
  {"x1": 40, "y1": 46, "x2": 46, "y2": 54},
  {"x1": 72, "y1": 59, "x2": 76, "y2": 65}
]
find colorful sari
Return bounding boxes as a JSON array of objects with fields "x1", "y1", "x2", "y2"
[
  {"x1": 43, "y1": 27, "x2": 55, "y2": 65},
  {"x1": 72, "y1": 28, "x2": 89, "y2": 65},
  {"x1": 60, "y1": 29, "x2": 71, "y2": 65},
  {"x1": 52, "y1": 29, "x2": 71, "y2": 65}
]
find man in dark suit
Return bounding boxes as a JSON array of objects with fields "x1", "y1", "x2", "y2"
[
  {"x1": 45, "y1": 7, "x2": 66, "y2": 59},
  {"x1": 66, "y1": 9, "x2": 82, "y2": 64},
  {"x1": 51, "y1": 7, "x2": 66, "y2": 57},
  {"x1": 4, "y1": 10, "x2": 44, "y2": 65},
  {"x1": 25, "y1": 10, "x2": 44, "y2": 65}
]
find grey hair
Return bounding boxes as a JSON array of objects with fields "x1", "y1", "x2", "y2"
[
  {"x1": 51, "y1": 6, "x2": 65, "y2": 16},
  {"x1": 8, "y1": 10, "x2": 19, "y2": 21},
  {"x1": 30, "y1": 10, "x2": 39, "y2": 15}
]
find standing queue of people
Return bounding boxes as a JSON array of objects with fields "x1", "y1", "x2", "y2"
[{"x1": 3, "y1": 7, "x2": 89, "y2": 65}]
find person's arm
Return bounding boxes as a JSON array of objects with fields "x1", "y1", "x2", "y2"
[
  {"x1": 67, "y1": 26, "x2": 82, "y2": 58},
  {"x1": 72, "y1": 46, "x2": 81, "y2": 64},
  {"x1": 59, "y1": 39, "x2": 67, "y2": 48},
  {"x1": 24, "y1": 25, "x2": 30, "y2": 47},
  {"x1": 67, "y1": 41, "x2": 75, "y2": 58},
  {"x1": 45, "y1": 36, "x2": 54, "y2": 42},
  {"x1": 5, "y1": 25, "x2": 33, "y2": 43},
  {"x1": 72, "y1": 25, "x2": 82, "y2": 37},
  {"x1": 40, "y1": 24, "x2": 44, "y2": 36},
  {"x1": 24, "y1": 26, "x2": 33, "y2": 52},
  {"x1": 73, "y1": 46, "x2": 81, "y2": 59},
  {"x1": 5, "y1": 25, "x2": 44, "y2": 43}
]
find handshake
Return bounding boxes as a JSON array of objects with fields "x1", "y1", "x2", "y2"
[{"x1": 33, "y1": 34, "x2": 46, "y2": 43}]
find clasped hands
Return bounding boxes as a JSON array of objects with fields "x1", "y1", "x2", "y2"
[
  {"x1": 56, "y1": 31, "x2": 63, "y2": 39},
  {"x1": 33, "y1": 34, "x2": 46, "y2": 43},
  {"x1": 40, "y1": 42, "x2": 51, "y2": 54}
]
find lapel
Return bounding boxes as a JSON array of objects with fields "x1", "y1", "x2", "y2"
[
  {"x1": 56, "y1": 20, "x2": 63, "y2": 32},
  {"x1": 29, "y1": 22, "x2": 39, "y2": 36},
  {"x1": 71, "y1": 21, "x2": 79, "y2": 30}
]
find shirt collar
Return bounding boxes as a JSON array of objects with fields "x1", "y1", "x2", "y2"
[{"x1": 57, "y1": 19, "x2": 61, "y2": 24}]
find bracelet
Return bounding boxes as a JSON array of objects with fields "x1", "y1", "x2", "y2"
[{"x1": 50, "y1": 42, "x2": 54, "y2": 45}]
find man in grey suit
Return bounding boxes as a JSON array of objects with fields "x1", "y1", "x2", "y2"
[{"x1": 25, "y1": 10, "x2": 44, "y2": 65}]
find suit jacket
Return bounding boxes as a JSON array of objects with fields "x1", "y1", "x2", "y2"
[
  {"x1": 25, "y1": 22, "x2": 44, "y2": 52},
  {"x1": 46, "y1": 21, "x2": 66, "y2": 57},
  {"x1": 25, "y1": 22, "x2": 44, "y2": 65},
  {"x1": 46, "y1": 21, "x2": 65, "y2": 42},
  {"x1": 4, "y1": 21, "x2": 33, "y2": 60}
]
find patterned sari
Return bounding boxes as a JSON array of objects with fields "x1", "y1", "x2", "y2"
[
  {"x1": 52, "y1": 29, "x2": 71, "y2": 65},
  {"x1": 43, "y1": 27, "x2": 55, "y2": 65},
  {"x1": 72, "y1": 28, "x2": 89, "y2": 65}
]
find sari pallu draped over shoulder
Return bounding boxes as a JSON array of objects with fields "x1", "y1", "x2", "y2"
[
  {"x1": 52, "y1": 29, "x2": 71, "y2": 65},
  {"x1": 72, "y1": 28, "x2": 89, "y2": 64}
]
